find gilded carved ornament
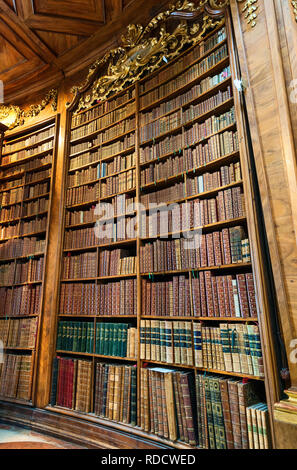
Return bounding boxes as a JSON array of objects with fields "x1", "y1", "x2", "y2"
[
  {"x1": 68, "y1": 0, "x2": 229, "y2": 114},
  {"x1": 292, "y1": 1, "x2": 297, "y2": 22},
  {"x1": 0, "y1": 89, "x2": 58, "y2": 130},
  {"x1": 237, "y1": 0, "x2": 258, "y2": 27}
]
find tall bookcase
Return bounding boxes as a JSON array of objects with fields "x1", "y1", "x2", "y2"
[
  {"x1": 48, "y1": 19, "x2": 272, "y2": 449},
  {"x1": 0, "y1": 116, "x2": 58, "y2": 406}
]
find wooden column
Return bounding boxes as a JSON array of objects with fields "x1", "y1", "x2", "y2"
[
  {"x1": 34, "y1": 83, "x2": 69, "y2": 408},
  {"x1": 229, "y1": 0, "x2": 297, "y2": 448}
]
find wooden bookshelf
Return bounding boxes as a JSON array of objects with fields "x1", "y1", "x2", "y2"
[
  {"x1": 0, "y1": 116, "x2": 58, "y2": 406},
  {"x1": 45, "y1": 19, "x2": 271, "y2": 450}
]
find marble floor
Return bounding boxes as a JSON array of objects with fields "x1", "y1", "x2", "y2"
[{"x1": 0, "y1": 422, "x2": 86, "y2": 449}]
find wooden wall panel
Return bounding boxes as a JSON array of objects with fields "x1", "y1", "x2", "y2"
[{"x1": 229, "y1": 0, "x2": 297, "y2": 448}]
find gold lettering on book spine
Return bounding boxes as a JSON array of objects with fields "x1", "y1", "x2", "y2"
[{"x1": 69, "y1": 0, "x2": 227, "y2": 114}]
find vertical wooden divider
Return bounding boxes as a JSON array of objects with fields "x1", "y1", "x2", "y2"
[
  {"x1": 225, "y1": 9, "x2": 279, "y2": 445},
  {"x1": 35, "y1": 85, "x2": 70, "y2": 409},
  {"x1": 135, "y1": 81, "x2": 142, "y2": 428}
]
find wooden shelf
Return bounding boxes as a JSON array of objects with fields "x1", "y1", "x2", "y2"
[
  {"x1": 141, "y1": 315, "x2": 258, "y2": 322},
  {"x1": 140, "y1": 263, "x2": 252, "y2": 277},
  {"x1": 56, "y1": 350, "x2": 137, "y2": 361},
  {"x1": 140, "y1": 359, "x2": 264, "y2": 381}
]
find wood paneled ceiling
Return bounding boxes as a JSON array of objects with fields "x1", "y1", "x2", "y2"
[{"x1": 0, "y1": 0, "x2": 170, "y2": 102}]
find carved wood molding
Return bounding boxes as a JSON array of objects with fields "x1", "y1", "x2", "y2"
[
  {"x1": 67, "y1": 0, "x2": 229, "y2": 114},
  {"x1": 0, "y1": 89, "x2": 58, "y2": 130}
]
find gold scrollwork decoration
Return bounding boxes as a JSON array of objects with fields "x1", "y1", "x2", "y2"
[
  {"x1": 0, "y1": 89, "x2": 58, "y2": 130},
  {"x1": 292, "y1": 1, "x2": 297, "y2": 22},
  {"x1": 69, "y1": 0, "x2": 228, "y2": 114},
  {"x1": 237, "y1": 0, "x2": 258, "y2": 28}
]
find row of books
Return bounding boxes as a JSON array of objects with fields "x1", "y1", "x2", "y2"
[
  {"x1": 0, "y1": 204, "x2": 21, "y2": 223},
  {"x1": 140, "y1": 319, "x2": 193, "y2": 365},
  {"x1": 56, "y1": 321, "x2": 137, "y2": 359},
  {"x1": 66, "y1": 182, "x2": 100, "y2": 206},
  {"x1": 71, "y1": 89, "x2": 135, "y2": 128},
  {"x1": 0, "y1": 317, "x2": 38, "y2": 349},
  {"x1": 25, "y1": 167, "x2": 51, "y2": 184},
  {"x1": 184, "y1": 107, "x2": 235, "y2": 146},
  {"x1": 192, "y1": 270, "x2": 257, "y2": 318},
  {"x1": 100, "y1": 169, "x2": 136, "y2": 198},
  {"x1": 140, "y1": 152, "x2": 241, "y2": 187},
  {"x1": 62, "y1": 252, "x2": 97, "y2": 279},
  {"x1": 96, "y1": 323, "x2": 137, "y2": 358},
  {"x1": 140, "y1": 111, "x2": 181, "y2": 143},
  {"x1": 0, "y1": 177, "x2": 23, "y2": 192},
  {"x1": 0, "y1": 215, "x2": 47, "y2": 240},
  {"x1": 99, "y1": 249, "x2": 136, "y2": 276},
  {"x1": 140, "y1": 128, "x2": 238, "y2": 171},
  {"x1": 195, "y1": 374, "x2": 270, "y2": 448},
  {"x1": 142, "y1": 185, "x2": 245, "y2": 228},
  {"x1": 22, "y1": 197, "x2": 49, "y2": 217},
  {"x1": 70, "y1": 102, "x2": 135, "y2": 141},
  {"x1": 51, "y1": 358, "x2": 138, "y2": 424},
  {"x1": 0, "y1": 187, "x2": 24, "y2": 206},
  {"x1": 139, "y1": 81, "x2": 231, "y2": 129},
  {"x1": 59, "y1": 279, "x2": 137, "y2": 315},
  {"x1": 2, "y1": 126, "x2": 55, "y2": 155},
  {"x1": 64, "y1": 216, "x2": 135, "y2": 248},
  {"x1": 14, "y1": 257, "x2": 44, "y2": 283},
  {"x1": 140, "y1": 367, "x2": 196, "y2": 444},
  {"x1": 193, "y1": 322, "x2": 263, "y2": 376},
  {"x1": 141, "y1": 270, "x2": 256, "y2": 318},
  {"x1": 139, "y1": 44, "x2": 228, "y2": 108},
  {"x1": 0, "y1": 353, "x2": 33, "y2": 401},
  {"x1": 94, "y1": 363, "x2": 137, "y2": 425},
  {"x1": 24, "y1": 181, "x2": 50, "y2": 199},
  {"x1": 2, "y1": 141, "x2": 53, "y2": 166},
  {"x1": 139, "y1": 226, "x2": 249, "y2": 273},
  {"x1": 0, "y1": 154, "x2": 52, "y2": 180},
  {"x1": 70, "y1": 119, "x2": 135, "y2": 155},
  {"x1": 68, "y1": 153, "x2": 136, "y2": 187},
  {"x1": 0, "y1": 284, "x2": 42, "y2": 317},
  {"x1": 0, "y1": 262, "x2": 14, "y2": 285},
  {"x1": 182, "y1": 86, "x2": 232, "y2": 123},
  {"x1": 51, "y1": 357, "x2": 92, "y2": 412},
  {"x1": 65, "y1": 196, "x2": 136, "y2": 227},
  {"x1": 139, "y1": 27, "x2": 226, "y2": 94},
  {"x1": 69, "y1": 133, "x2": 135, "y2": 167},
  {"x1": 0, "y1": 238, "x2": 45, "y2": 260},
  {"x1": 140, "y1": 90, "x2": 232, "y2": 145}
]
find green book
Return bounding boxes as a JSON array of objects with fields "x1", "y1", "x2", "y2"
[
  {"x1": 89, "y1": 322, "x2": 94, "y2": 353},
  {"x1": 56, "y1": 322, "x2": 63, "y2": 350},
  {"x1": 78, "y1": 322, "x2": 83, "y2": 352},
  {"x1": 99, "y1": 323, "x2": 105, "y2": 355},
  {"x1": 103, "y1": 323, "x2": 110, "y2": 356},
  {"x1": 81, "y1": 322, "x2": 87, "y2": 353},
  {"x1": 95, "y1": 323, "x2": 101, "y2": 354},
  {"x1": 121, "y1": 324, "x2": 128, "y2": 357},
  {"x1": 112, "y1": 323, "x2": 119, "y2": 357},
  {"x1": 73, "y1": 322, "x2": 78, "y2": 352},
  {"x1": 203, "y1": 376, "x2": 216, "y2": 449}
]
